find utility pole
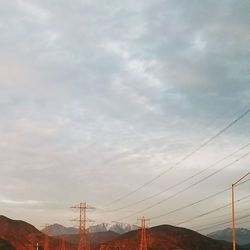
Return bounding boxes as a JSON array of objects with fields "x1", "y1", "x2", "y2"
[
  {"x1": 138, "y1": 217, "x2": 149, "y2": 250},
  {"x1": 72, "y1": 202, "x2": 95, "y2": 250},
  {"x1": 232, "y1": 172, "x2": 250, "y2": 250}
]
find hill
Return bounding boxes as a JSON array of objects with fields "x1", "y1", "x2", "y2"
[
  {"x1": 53, "y1": 231, "x2": 119, "y2": 249},
  {"x1": 0, "y1": 239, "x2": 16, "y2": 250},
  {"x1": 0, "y1": 215, "x2": 119, "y2": 250},
  {"x1": 0, "y1": 215, "x2": 43, "y2": 250},
  {"x1": 100, "y1": 224, "x2": 237, "y2": 250},
  {"x1": 207, "y1": 228, "x2": 250, "y2": 245},
  {"x1": 242, "y1": 243, "x2": 250, "y2": 250},
  {"x1": 2, "y1": 215, "x2": 248, "y2": 250},
  {"x1": 0, "y1": 215, "x2": 76, "y2": 250},
  {"x1": 41, "y1": 224, "x2": 78, "y2": 236}
]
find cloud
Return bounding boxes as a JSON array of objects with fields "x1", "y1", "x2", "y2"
[
  {"x1": 16, "y1": 0, "x2": 51, "y2": 22},
  {"x1": 1, "y1": 198, "x2": 41, "y2": 206},
  {"x1": 0, "y1": 0, "x2": 249, "y2": 232}
]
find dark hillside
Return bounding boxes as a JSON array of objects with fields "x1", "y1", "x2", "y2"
[
  {"x1": 0, "y1": 215, "x2": 76, "y2": 250},
  {"x1": 101, "y1": 224, "x2": 235, "y2": 250}
]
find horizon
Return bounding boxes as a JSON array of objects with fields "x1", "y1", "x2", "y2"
[
  {"x1": 0, "y1": 0, "x2": 249, "y2": 237},
  {"x1": 1, "y1": 214, "x2": 250, "y2": 236}
]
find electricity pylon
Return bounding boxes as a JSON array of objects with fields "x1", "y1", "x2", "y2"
[
  {"x1": 72, "y1": 202, "x2": 95, "y2": 250},
  {"x1": 42, "y1": 224, "x2": 50, "y2": 250},
  {"x1": 138, "y1": 217, "x2": 149, "y2": 250}
]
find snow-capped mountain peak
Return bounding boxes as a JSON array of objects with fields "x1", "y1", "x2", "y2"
[{"x1": 89, "y1": 222, "x2": 139, "y2": 234}]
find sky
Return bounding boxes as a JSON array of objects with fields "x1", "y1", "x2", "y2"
[{"x1": 0, "y1": 0, "x2": 249, "y2": 234}]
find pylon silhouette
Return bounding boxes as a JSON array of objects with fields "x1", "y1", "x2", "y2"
[
  {"x1": 138, "y1": 217, "x2": 149, "y2": 250},
  {"x1": 43, "y1": 224, "x2": 50, "y2": 250},
  {"x1": 72, "y1": 202, "x2": 95, "y2": 250}
]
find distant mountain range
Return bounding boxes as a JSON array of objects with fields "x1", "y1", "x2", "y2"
[
  {"x1": 1, "y1": 214, "x2": 249, "y2": 250},
  {"x1": 41, "y1": 223, "x2": 78, "y2": 236},
  {"x1": 207, "y1": 228, "x2": 250, "y2": 245},
  {"x1": 42, "y1": 222, "x2": 139, "y2": 236},
  {"x1": 90, "y1": 222, "x2": 139, "y2": 234},
  {"x1": 0, "y1": 215, "x2": 120, "y2": 250}
]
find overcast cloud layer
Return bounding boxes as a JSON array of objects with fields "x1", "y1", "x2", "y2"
[{"x1": 0, "y1": 0, "x2": 249, "y2": 233}]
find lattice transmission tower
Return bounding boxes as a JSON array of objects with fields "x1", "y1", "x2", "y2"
[
  {"x1": 42, "y1": 224, "x2": 50, "y2": 250},
  {"x1": 138, "y1": 217, "x2": 149, "y2": 250},
  {"x1": 72, "y1": 202, "x2": 95, "y2": 250}
]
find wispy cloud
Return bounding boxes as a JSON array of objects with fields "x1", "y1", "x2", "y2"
[{"x1": 0, "y1": 0, "x2": 249, "y2": 231}]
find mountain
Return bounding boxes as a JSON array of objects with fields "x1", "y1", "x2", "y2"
[
  {"x1": 100, "y1": 224, "x2": 240, "y2": 250},
  {"x1": 0, "y1": 215, "x2": 43, "y2": 250},
  {"x1": 207, "y1": 228, "x2": 250, "y2": 245},
  {"x1": 3, "y1": 215, "x2": 248, "y2": 250},
  {"x1": 0, "y1": 215, "x2": 76, "y2": 250},
  {"x1": 41, "y1": 223, "x2": 78, "y2": 236},
  {"x1": 43, "y1": 222, "x2": 138, "y2": 236},
  {"x1": 89, "y1": 222, "x2": 139, "y2": 234},
  {"x1": 242, "y1": 243, "x2": 250, "y2": 250}
]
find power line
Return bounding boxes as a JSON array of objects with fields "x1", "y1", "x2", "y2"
[
  {"x1": 175, "y1": 194, "x2": 250, "y2": 226},
  {"x1": 114, "y1": 151, "x2": 250, "y2": 221},
  {"x1": 150, "y1": 187, "x2": 230, "y2": 220},
  {"x1": 185, "y1": 206, "x2": 250, "y2": 230},
  {"x1": 111, "y1": 143, "x2": 249, "y2": 212},
  {"x1": 106, "y1": 108, "x2": 250, "y2": 206},
  {"x1": 235, "y1": 219, "x2": 250, "y2": 227},
  {"x1": 150, "y1": 179, "x2": 249, "y2": 221},
  {"x1": 196, "y1": 213, "x2": 250, "y2": 232},
  {"x1": 194, "y1": 206, "x2": 250, "y2": 223}
]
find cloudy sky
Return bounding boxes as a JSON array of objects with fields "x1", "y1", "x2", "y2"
[{"x1": 0, "y1": 0, "x2": 249, "y2": 233}]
